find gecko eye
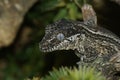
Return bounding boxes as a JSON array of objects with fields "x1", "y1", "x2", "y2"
[{"x1": 57, "y1": 33, "x2": 65, "y2": 41}]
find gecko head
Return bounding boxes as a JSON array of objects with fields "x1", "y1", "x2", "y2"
[{"x1": 39, "y1": 19, "x2": 83, "y2": 52}]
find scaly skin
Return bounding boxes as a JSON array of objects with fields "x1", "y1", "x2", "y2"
[{"x1": 39, "y1": 4, "x2": 120, "y2": 80}]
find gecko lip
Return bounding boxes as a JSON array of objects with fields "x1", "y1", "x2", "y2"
[
  {"x1": 40, "y1": 41, "x2": 72, "y2": 53},
  {"x1": 39, "y1": 42, "x2": 67, "y2": 52},
  {"x1": 39, "y1": 44, "x2": 57, "y2": 52},
  {"x1": 39, "y1": 38, "x2": 71, "y2": 52},
  {"x1": 40, "y1": 47, "x2": 56, "y2": 52}
]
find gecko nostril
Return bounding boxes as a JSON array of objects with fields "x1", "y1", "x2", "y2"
[{"x1": 39, "y1": 43, "x2": 48, "y2": 50}]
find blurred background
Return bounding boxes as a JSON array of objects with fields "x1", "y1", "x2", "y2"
[{"x1": 0, "y1": 0, "x2": 120, "y2": 80}]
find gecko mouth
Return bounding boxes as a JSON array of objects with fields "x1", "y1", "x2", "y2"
[
  {"x1": 40, "y1": 45, "x2": 58, "y2": 52},
  {"x1": 39, "y1": 40, "x2": 70, "y2": 52}
]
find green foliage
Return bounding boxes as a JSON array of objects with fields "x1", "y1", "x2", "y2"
[
  {"x1": 28, "y1": 0, "x2": 82, "y2": 23},
  {"x1": 53, "y1": 2, "x2": 82, "y2": 21},
  {"x1": 2, "y1": 43, "x2": 45, "y2": 80},
  {"x1": 28, "y1": 66, "x2": 105, "y2": 80}
]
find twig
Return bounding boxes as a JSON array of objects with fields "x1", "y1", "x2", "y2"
[{"x1": 73, "y1": 0, "x2": 82, "y2": 9}]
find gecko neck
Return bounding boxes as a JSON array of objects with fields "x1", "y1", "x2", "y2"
[{"x1": 74, "y1": 22, "x2": 120, "y2": 48}]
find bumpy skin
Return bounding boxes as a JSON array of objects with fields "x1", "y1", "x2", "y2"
[{"x1": 39, "y1": 4, "x2": 120, "y2": 80}]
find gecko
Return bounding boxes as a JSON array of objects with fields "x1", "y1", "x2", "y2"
[{"x1": 39, "y1": 4, "x2": 120, "y2": 80}]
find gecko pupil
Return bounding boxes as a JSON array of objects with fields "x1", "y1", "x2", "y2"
[{"x1": 57, "y1": 33, "x2": 64, "y2": 41}]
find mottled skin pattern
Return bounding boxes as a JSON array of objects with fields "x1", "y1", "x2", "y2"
[{"x1": 39, "y1": 4, "x2": 120, "y2": 80}]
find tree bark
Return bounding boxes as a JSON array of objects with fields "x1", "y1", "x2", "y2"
[{"x1": 0, "y1": 0, "x2": 37, "y2": 47}]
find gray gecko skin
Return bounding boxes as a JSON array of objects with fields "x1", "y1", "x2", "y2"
[{"x1": 39, "y1": 4, "x2": 120, "y2": 80}]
